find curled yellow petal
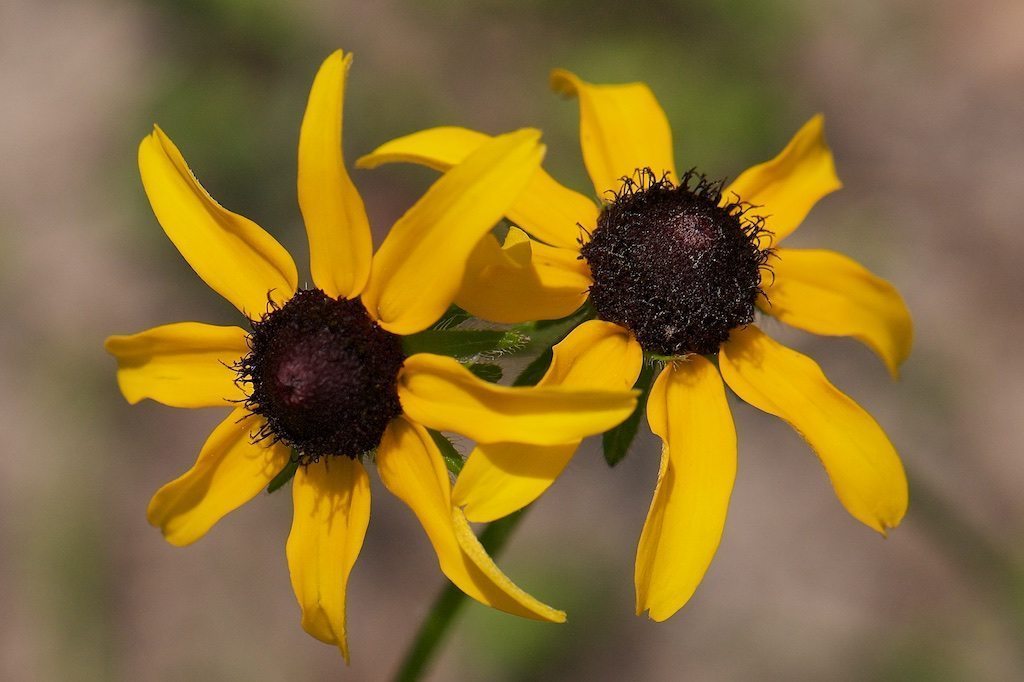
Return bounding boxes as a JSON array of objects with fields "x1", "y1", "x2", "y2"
[
  {"x1": 357, "y1": 126, "x2": 596, "y2": 249},
  {"x1": 719, "y1": 325, "x2": 907, "y2": 534},
  {"x1": 375, "y1": 417, "x2": 565, "y2": 622},
  {"x1": 287, "y1": 457, "x2": 370, "y2": 663},
  {"x1": 298, "y1": 50, "x2": 373, "y2": 299},
  {"x1": 356, "y1": 126, "x2": 484, "y2": 172},
  {"x1": 147, "y1": 408, "x2": 291, "y2": 546},
  {"x1": 762, "y1": 248, "x2": 913, "y2": 377},
  {"x1": 550, "y1": 69, "x2": 676, "y2": 198},
  {"x1": 398, "y1": 353, "x2": 638, "y2": 447},
  {"x1": 138, "y1": 127, "x2": 297, "y2": 317},
  {"x1": 361, "y1": 129, "x2": 545, "y2": 335},
  {"x1": 635, "y1": 359, "x2": 736, "y2": 621},
  {"x1": 454, "y1": 227, "x2": 591, "y2": 324},
  {"x1": 453, "y1": 320, "x2": 642, "y2": 522},
  {"x1": 104, "y1": 322, "x2": 248, "y2": 408},
  {"x1": 724, "y1": 114, "x2": 841, "y2": 246}
]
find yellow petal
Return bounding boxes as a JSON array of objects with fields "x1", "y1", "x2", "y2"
[
  {"x1": 138, "y1": 127, "x2": 298, "y2": 317},
  {"x1": 147, "y1": 408, "x2": 291, "y2": 546},
  {"x1": 454, "y1": 227, "x2": 591, "y2": 324},
  {"x1": 356, "y1": 126, "x2": 596, "y2": 249},
  {"x1": 286, "y1": 457, "x2": 370, "y2": 663},
  {"x1": 724, "y1": 114, "x2": 841, "y2": 246},
  {"x1": 398, "y1": 353, "x2": 638, "y2": 447},
  {"x1": 375, "y1": 417, "x2": 565, "y2": 622},
  {"x1": 361, "y1": 130, "x2": 546, "y2": 335},
  {"x1": 761, "y1": 248, "x2": 913, "y2": 377},
  {"x1": 451, "y1": 442, "x2": 577, "y2": 524},
  {"x1": 550, "y1": 69, "x2": 676, "y2": 198},
  {"x1": 719, "y1": 325, "x2": 907, "y2": 533},
  {"x1": 635, "y1": 359, "x2": 736, "y2": 621},
  {"x1": 298, "y1": 50, "x2": 373, "y2": 299},
  {"x1": 453, "y1": 320, "x2": 643, "y2": 522},
  {"x1": 104, "y1": 322, "x2": 248, "y2": 408}
]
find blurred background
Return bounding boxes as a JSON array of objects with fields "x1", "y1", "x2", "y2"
[{"x1": 2, "y1": 0, "x2": 1023, "y2": 679}]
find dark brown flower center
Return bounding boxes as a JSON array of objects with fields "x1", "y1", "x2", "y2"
[
  {"x1": 580, "y1": 169, "x2": 770, "y2": 357},
  {"x1": 237, "y1": 289, "x2": 405, "y2": 463}
]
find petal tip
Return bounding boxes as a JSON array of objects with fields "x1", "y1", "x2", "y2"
[
  {"x1": 505, "y1": 126, "x2": 543, "y2": 146},
  {"x1": 320, "y1": 48, "x2": 352, "y2": 73},
  {"x1": 549, "y1": 68, "x2": 581, "y2": 96},
  {"x1": 353, "y1": 152, "x2": 377, "y2": 170}
]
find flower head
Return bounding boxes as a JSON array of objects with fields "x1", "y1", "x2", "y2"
[
  {"x1": 360, "y1": 69, "x2": 913, "y2": 620},
  {"x1": 105, "y1": 51, "x2": 639, "y2": 659},
  {"x1": 581, "y1": 168, "x2": 771, "y2": 356}
]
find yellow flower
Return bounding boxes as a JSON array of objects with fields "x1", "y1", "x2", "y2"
[
  {"x1": 105, "y1": 52, "x2": 639, "y2": 659},
  {"x1": 358, "y1": 69, "x2": 913, "y2": 621}
]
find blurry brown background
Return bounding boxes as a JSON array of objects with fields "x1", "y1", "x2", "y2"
[{"x1": 2, "y1": 0, "x2": 1023, "y2": 679}]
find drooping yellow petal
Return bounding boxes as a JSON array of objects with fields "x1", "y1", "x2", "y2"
[
  {"x1": 635, "y1": 359, "x2": 736, "y2": 621},
  {"x1": 356, "y1": 126, "x2": 596, "y2": 249},
  {"x1": 454, "y1": 227, "x2": 591, "y2": 324},
  {"x1": 452, "y1": 442, "x2": 577, "y2": 524},
  {"x1": 398, "y1": 353, "x2": 638, "y2": 447},
  {"x1": 138, "y1": 127, "x2": 298, "y2": 317},
  {"x1": 453, "y1": 320, "x2": 643, "y2": 522},
  {"x1": 286, "y1": 457, "x2": 370, "y2": 663},
  {"x1": 104, "y1": 322, "x2": 248, "y2": 408},
  {"x1": 375, "y1": 416, "x2": 565, "y2": 622},
  {"x1": 719, "y1": 325, "x2": 907, "y2": 534},
  {"x1": 361, "y1": 130, "x2": 546, "y2": 335},
  {"x1": 298, "y1": 50, "x2": 373, "y2": 299},
  {"x1": 550, "y1": 69, "x2": 676, "y2": 198},
  {"x1": 724, "y1": 114, "x2": 841, "y2": 246},
  {"x1": 761, "y1": 248, "x2": 913, "y2": 377},
  {"x1": 147, "y1": 408, "x2": 291, "y2": 546}
]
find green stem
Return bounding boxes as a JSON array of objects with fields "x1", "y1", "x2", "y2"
[
  {"x1": 392, "y1": 309, "x2": 588, "y2": 681},
  {"x1": 392, "y1": 509, "x2": 529, "y2": 682}
]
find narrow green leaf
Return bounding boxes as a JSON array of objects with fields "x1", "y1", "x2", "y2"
[
  {"x1": 510, "y1": 307, "x2": 592, "y2": 387},
  {"x1": 466, "y1": 363, "x2": 503, "y2": 383},
  {"x1": 512, "y1": 302, "x2": 593, "y2": 357},
  {"x1": 267, "y1": 457, "x2": 299, "y2": 493},
  {"x1": 432, "y1": 305, "x2": 471, "y2": 330},
  {"x1": 429, "y1": 430, "x2": 465, "y2": 475},
  {"x1": 603, "y1": 361, "x2": 659, "y2": 467},
  {"x1": 512, "y1": 347, "x2": 552, "y2": 387},
  {"x1": 402, "y1": 328, "x2": 528, "y2": 359}
]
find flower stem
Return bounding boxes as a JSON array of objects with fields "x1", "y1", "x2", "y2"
[
  {"x1": 392, "y1": 508, "x2": 529, "y2": 682},
  {"x1": 393, "y1": 309, "x2": 587, "y2": 681}
]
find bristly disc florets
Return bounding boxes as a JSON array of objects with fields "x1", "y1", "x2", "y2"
[
  {"x1": 237, "y1": 289, "x2": 405, "y2": 464},
  {"x1": 580, "y1": 168, "x2": 772, "y2": 357}
]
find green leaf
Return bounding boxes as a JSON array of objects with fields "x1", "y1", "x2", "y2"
[
  {"x1": 429, "y1": 430, "x2": 465, "y2": 475},
  {"x1": 512, "y1": 346, "x2": 553, "y2": 387},
  {"x1": 466, "y1": 363, "x2": 503, "y2": 383},
  {"x1": 432, "y1": 305, "x2": 471, "y2": 330},
  {"x1": 603, "y1": 361, "x2": 659, "y2": 467},
  {"x1": 267, "y1": 457, "x2": 299, "y2": 493},
  {"x1": 510, "y1": 307, "x2": 593, "y2": 387},
  {"x1": 402, "y1": 329, "x2": 528, "y2": 359},
  {"x1": 512, "y1": 302, "x2": 594, "y2": 356}
]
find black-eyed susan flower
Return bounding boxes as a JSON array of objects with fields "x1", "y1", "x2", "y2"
[
  {"x1": 358, "y1": 69, "x2": 913, "y2": 621},
  {"x1": 105, "y1": 52, "x2": 639, "y2": 659}
]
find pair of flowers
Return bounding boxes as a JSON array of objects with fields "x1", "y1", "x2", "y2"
[{"x1": 107, "y1": 50, "x2": 911, "y2": 659}]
